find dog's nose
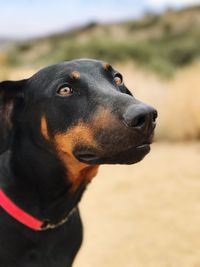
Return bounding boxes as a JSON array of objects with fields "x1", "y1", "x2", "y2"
[{"x1": 123, "y1": 103, "x2": 157, "y2": 132}]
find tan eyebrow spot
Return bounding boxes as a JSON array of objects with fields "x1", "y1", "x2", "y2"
[
  {"x1": 70, "y1": 71, "x2": 80, "y2": 80},
  {"x1": 102, "y1": 62, "x2": 111, "y2": 71},
  {"x1": 41, "y1": 115, "x2": 49, "y2": 140}
]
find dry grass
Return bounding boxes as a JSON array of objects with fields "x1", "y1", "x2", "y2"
[
  {"x1": 0, "y1": 66, "x2": 36, "y2": 80},
  {"x1": 0, "y1": 62, "x2": 200, "y2": 141},
  {"x1": 74, "y1": 142, "x2": 200, "y2": 267}
]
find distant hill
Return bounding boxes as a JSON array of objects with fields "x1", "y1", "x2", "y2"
[
  {"x1": 4, "y1": 5, "x2": 200, "y2": 76},
  {"x1": 0, "y1": 38, "x2": 17, "y2": 51}
]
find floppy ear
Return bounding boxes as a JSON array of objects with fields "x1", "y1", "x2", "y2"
[{"x1": 0, "y1": 79, "x2": 27, "y2": 154}]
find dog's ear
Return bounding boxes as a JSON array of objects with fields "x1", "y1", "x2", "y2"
[{"x1": 0, "y1": 79, "x2": 27, "y2": 154}]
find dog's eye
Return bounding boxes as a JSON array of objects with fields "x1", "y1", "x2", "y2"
[
  {"x1": 114, "y1": 74, "x2": 123, "y2": 86},
  {"x1": 57, "y1": 85, "x2": 73, "y2": 97}
]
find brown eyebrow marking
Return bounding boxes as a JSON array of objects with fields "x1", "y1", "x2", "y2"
[
  {"x1": 41, "y1": 115, "x2": 50, "y2": 140},
  {"x1": 102, "y1": 62, "x2": 111, "y2": 71},
  {"x1": 70, "y1": 71, "x2": 80, "y2": 80}
]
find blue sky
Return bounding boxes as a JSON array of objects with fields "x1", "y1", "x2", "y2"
[{"x1": 0, "y1": 0, "x2": 200, "y2": 38}]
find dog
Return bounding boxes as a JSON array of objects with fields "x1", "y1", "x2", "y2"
[{"x1": 0, "y1": 59, "x2": 157, "y2": 267}]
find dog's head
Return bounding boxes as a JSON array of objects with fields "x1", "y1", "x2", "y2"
[{"x1": 0, "y1": 59, "x2": 157, "y2": 189}]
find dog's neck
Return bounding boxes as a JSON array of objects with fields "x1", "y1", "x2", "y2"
[{"x1": 0, "y1": 137, "x2": 88, "y2": 224}]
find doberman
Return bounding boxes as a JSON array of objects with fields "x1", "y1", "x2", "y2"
[{"x1": 0, "y1": 59, "x2": 157, "y2": 267}]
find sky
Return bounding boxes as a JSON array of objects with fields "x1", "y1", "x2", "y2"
[{"x1": 0, "y1": 0, "x2": 200, "y2": 39}]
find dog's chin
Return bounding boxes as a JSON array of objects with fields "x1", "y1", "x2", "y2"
[{"x1": 74, "y1": 144, "x2": 151, "y2": 165}]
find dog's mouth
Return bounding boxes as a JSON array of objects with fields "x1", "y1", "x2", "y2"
[{"x1": 73, "y1": 142, "x2": 151, "y2": 165}]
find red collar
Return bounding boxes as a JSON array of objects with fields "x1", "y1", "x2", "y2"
[
  {"x1": 0, "y1": 189, "x2": 43, "y2": 230},
  {"x1": 0, "y1": 189, "x2": 76, "y2": 231}
]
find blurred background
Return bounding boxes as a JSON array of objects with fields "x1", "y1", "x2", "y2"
[{"x1": 1, "y1": 0, "x2": 200, "y2": 266}]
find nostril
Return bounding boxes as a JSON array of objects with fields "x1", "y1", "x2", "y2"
[
  {"x1": 131, "y1": 114, "x2": 146, "y2": 128},
  {"x1": 123, "y1": 105, "x2": 157, "y2": 130}
]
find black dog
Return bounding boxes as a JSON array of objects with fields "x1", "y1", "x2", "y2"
[{"x1": 0, "y1": 59, "x2": 157, "y2": 267}]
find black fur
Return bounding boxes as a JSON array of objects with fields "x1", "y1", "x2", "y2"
[{"x1": 0, "y1": 59, "x2": 157, "y2": 267}]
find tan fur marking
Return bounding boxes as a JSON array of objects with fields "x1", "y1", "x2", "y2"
[
  {"x1": 41, "y1": 115, "x2": 50, "y2": 140},
  {"x1": 102, "y1": 62, "x2": 111, "y2": 71},
  {"x1": 52, "y1": 108, "x2": 117, "y2": 191},
  {"x1": 70, "y1": 71, "x2": 80, "y2": 80},
  {"x1": 54, "y1": 122, "x2": 99, "y2": 191}
]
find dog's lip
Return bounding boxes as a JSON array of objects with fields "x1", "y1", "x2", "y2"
[
  {"x1": 135, "y1": 143, "x2": 150, "y2": 149},
  {"x1": 74, "y1": 151, "x2": 100, "y2": 162},
  {"x1": 74, "y1": 143, "x2": 151, "y2": 164}
]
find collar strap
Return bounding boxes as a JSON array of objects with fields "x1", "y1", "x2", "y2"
[{"x1": 0, "y1": 189, "x2": 76, "y2": 231}]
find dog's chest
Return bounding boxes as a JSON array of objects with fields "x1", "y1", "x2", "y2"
[{"x1": 0, "y1": 209, "x2": 83, "y2": 267}]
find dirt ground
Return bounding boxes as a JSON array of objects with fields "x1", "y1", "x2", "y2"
[{"x1": 74, "y1": 142, "x2": 200, "y2": 267}]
